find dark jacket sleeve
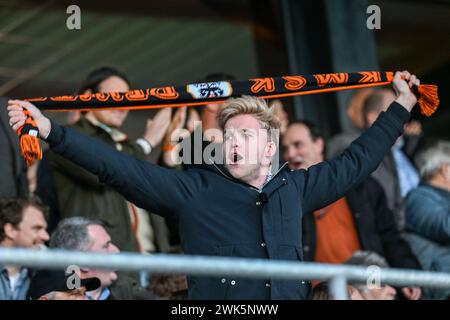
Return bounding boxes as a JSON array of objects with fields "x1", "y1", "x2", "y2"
[
  {"x1": 298, "y1": 101, "x2": 411, "y2": 213},
  {"x1": 371, "y1": 180, "x2": 422, "y2": 269},
  {"x1": 44, "y1": 121, "x2": 202, "y2": 217},
  {"x1": 49, "y1": 125, "x2": 149, "y2": 189}
]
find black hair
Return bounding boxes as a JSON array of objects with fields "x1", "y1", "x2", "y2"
[
  {"x1": 202, "y1": 72, "x2": 236, "y2": 82},
  {"x1": 288, "y1": 119, "x2": 324, "y2": 142},
  {"x1": 0, "y1": 196, "x2": 48, "y2": 242},
  {"x1": 78, "y1": 66, "x2": 131, "y2": 94}
]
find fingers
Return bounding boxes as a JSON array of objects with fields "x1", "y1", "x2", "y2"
[
  {"x1": 8, "y1": 109, "x2": 26, "y2": 119},
  {"x1": 175, "y1": 107, "x2": 187, "y2": 123},
  {"x1": 402, "y1": 287, "x2": 421, "y2": 300},
  {"x1": 412, "y1": 288, "x2": 421, "y2": 300},
  {"x1": 154, "y1": 107, "x2": 172, "y2": 122},
  {"x1": 415, "y1": 290, "x2": 422, "y2": 300},
  {"x1": 175, "y1": 106, "x2": 187, "y2": 114},
  {"x1": 188, "y1": 109, "x2": 200, "y2": 121},
  {"x1": 408, "y1": 74, "x2": 416, "y2": 88},
  {"x1": 12, "y1": 119, "x2": 25, "y2": 131},
  {"x1": 7, "y1": 101, "x2": 28, "y2": 130},
  {"x1": 401, "y1": 287, "x2": 411, "y2": 298},
  {"x1": 8, "y1": 99, "x2": 40, "y2": 116},
  {"x1": 395, "y1": 71, "x2": 420, "y2": 87},
  {"x1": 148, "y1": 109, "x2": 171, "y2": 126},
  {"x1": 408, "y1": 74, "x2": 420, "y2": 87},
  {"x1": 8, "y1": 99, "x2": 24, "y2": 106},
  {"x1": 176, "y1": 106, "x2": 187, "y2": 118},
  {"x1": 394, "y1": 71, "x2": 410, "y2": 84},
  {"x1": 10, "y1": 115, "x2": 26, "y2": 124},
  {"x1": 401, "y1": 70, "x2": 411, "y2": 81},
  {"x1": 160, "y1": 107, "x2": 172, "y2": 116},
  {"x1": 7, "y1": 102, "x2": 24, "y2": 112}
]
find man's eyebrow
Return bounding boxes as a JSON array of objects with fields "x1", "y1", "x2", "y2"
[{"x1": 32, "y1": 224, "x2": 47, "y2": 229}]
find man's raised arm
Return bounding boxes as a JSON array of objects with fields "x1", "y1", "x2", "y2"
[
  {"x1": 296, "y1": 71, "x2": 420, "y2": 213},
  {"x1": 7, "y1": 100, "x2": 201, "y2": 217}
]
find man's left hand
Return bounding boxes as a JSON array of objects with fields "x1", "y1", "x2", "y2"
[{"x1": 393, "y1": 71, "x2": 420, "y2": 112}]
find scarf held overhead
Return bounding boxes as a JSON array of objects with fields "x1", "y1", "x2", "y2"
[{"x1": 18, "y1": 71, "x2": 439, "y2": 166}]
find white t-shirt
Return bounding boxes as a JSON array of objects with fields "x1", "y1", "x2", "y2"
[{"x1": 9, "y1": 273, "x2": 21, "y2": 292}]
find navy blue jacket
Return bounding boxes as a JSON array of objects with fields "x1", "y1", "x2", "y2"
[
  {"x1": 302, "y1": 177, "x2": 421, "y2": 270},
  {"x1": 44, "y1": 102, "x2": 410, "y2": 300}
]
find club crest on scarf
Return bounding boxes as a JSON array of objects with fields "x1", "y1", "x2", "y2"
[{"x1": 187, "y1": 81, "x2": 232, "y2": 99}]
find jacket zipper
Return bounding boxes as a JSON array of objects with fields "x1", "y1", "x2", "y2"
[{"x1": 210, "y1": 159, "x2": 288, "y2": 193}]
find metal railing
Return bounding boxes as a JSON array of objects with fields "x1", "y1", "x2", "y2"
[{"x1": 1, "y1": 248, "x2": 449, "y2": 300}]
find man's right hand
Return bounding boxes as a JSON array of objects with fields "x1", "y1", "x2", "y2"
[{"x1": 7, "y1": 100, "x2": 51, "y2": 139}]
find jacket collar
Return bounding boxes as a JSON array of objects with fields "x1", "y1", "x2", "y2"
[{"x1": 207, "y1": 159, "x2": 289, "y2": 193}]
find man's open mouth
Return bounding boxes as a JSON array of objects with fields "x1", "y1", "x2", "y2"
[
  {"x1": 290, "y1": 157, "x2": 304, "y2": 169},
  {"x1": 230, "y1": 153, "x2": 243, "y2": 164}
]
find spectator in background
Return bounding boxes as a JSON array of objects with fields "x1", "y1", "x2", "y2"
[
  {"x1": 269, "y1": 99, "x2": 289, "y2": 163},
  {"x1": 49, "y1": 217, "x2": 155, "y2": 300},
  {"x1": 0, "y1": 197, "x2": 49, "y2": 300},
  {"x1": 0, "y1": 97, "x2": 28, "y2": 197},
  {"x1": 36, "y1": 67, "x2": 172, "y2": 252},
  {"x1": 283, "y1": 120, "x2": 422, "y2": 300},
  {"x1": 362, "y1": 89, "x2": 422, "y2": 231},
  {"x1": 28, "y1": 270, "x2": 100, "y2": 300},
  {"x1": 313, "y1": 251, "x2": 397, "y2": 300},
  {"x1": 345, "y1": 251, "x2": 397, "y2": 300},
  {"x1": 312, "y1": 281, "x2": 363, "y2": 300},
  {"x1": 269, "y1": 99, "x2": 289, "y2": 136},
  {"x1": 405, "y1": 141, "x2": 450, "y2": 299}
]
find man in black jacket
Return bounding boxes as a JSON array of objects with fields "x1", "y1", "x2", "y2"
[
  {"x1": 282, "y1": 119, "x2": 422, "y2": 300},
  {"x1": 7, "y1": 71, "x2": 420, "y2": 300}
]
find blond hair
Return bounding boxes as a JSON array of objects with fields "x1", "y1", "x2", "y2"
[{"x1": 218, "y1": 96, "x2": 281, "y2": 140}]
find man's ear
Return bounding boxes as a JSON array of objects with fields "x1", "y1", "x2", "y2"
[
  {"x1": 3, "y1": 223, "x2": 18, "y2": 241},
  {"x1": 316, "y1": 137, "x2": 325, "y2": 156},
  {"x1": 265, "y1": 141, "x2": 277, "y2": 158}
]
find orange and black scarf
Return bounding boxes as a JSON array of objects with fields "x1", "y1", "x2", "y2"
[{"x1": 17, "y1": 71, "x2": 439, "y2": 165}]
